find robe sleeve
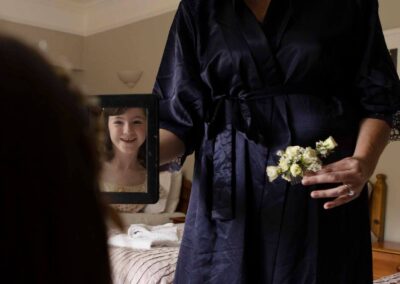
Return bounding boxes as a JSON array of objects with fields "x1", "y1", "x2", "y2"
[
  {"x1": 357, "y1": 0, "x2": 400, "y2": 140},
  {"x1": 153, "y1": 2, "x2": 209, "y2": 167}
]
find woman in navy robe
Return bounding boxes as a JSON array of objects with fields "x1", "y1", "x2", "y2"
[{"x1": 154, "y1": 0, "x2": 400, "y2": 283}]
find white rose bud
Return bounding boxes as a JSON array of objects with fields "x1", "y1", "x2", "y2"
[
  {"x1": 279, "y1": 158, "x2": 289, "y2": 172},
  {"x1": 290, "y1": 163, "x2": 303, "y2": 177},
  {"x1": 286, "y1": 146, "x2": 301, "y2": 159},
  {"x1": 266, "y1": 166, "x2": 279, "y2": 182},
  {"x1": 302, "y1": 147, "x2": 318, "y2": 164},
  {"x1": 303, "y1": 147, "x2": 317, "y2": 158},
  {"x1": 307, "y1": 162, "x2": 322, "y2": 172},
  {"x1": 323, "y1": 136, "x2": 338, "y2": 150}
]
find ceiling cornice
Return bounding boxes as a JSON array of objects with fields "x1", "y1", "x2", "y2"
[
  {"x1": 0, "y1": 0, "x2": 180, "y2": 36},
  {"x1": 0, "y1": 0, "x2": 86, "y2": 35},
  {"x1": 83, "y1": 0, "x2": 180, "y2": 36}
]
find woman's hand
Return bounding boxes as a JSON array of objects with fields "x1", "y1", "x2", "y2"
[
  {"x1": 303, "y1": 118, "x2": 391, "y2": 209},
  {"x1": 159, "y1": 129, "x2": 185, "y2": 165},
  {"x1": 301, "y1": 156, "x2": 373, "y2": 209}
]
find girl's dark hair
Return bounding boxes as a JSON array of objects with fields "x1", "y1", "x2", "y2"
[
  {"x1": 0, "y1": 35, "x2": 112, "y2": 283},
  {"x1": 102, "y1": 107, "x2": 147, "y2": 168}
]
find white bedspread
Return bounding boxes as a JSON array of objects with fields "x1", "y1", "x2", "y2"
[
  {"x1": 108, "y1": 223, "x2": 184, "y2": 284},
  {"x1": 109, "y1": 246, "x2": 179, "y2": 284},
  {"x1": 108, "y1": 221, "x2": 397, "y2": 284}
]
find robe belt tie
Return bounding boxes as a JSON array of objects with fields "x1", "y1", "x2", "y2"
[
  {"x1": 205, "y1": 86, "x2": 307, "y2": 220},
  {"x1": 206, "y1": 86, "x2": 324, "y2": 136}
]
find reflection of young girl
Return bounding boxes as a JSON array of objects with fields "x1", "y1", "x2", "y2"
[{"x1": 101, "y1": 107, "x2": 148, "y2": 213}]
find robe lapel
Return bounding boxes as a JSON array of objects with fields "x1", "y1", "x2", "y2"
[
  {"x1": 234, "y1": 0, "x2": 280, "y2": 85},
  {"x1": 217, "y1": 0, "x2": 264, "y2": 89},
  {"x1": 217, "y1": 0, "x2": 294, "y2": 87},
  {"x1": 274, "y1": 0, "x2": 294, "y2": 52}
]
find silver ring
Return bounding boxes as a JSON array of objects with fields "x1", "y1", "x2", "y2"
[{"x1": 345, "y1": 184, "x2": 355, "y2": 196}]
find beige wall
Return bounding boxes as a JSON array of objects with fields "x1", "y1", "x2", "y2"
[
  {"x1": 81, "y1": 12, "x2": 174, "y2": 95},
  {"x1": 0, "y1": 19, "x2": 83, "y2": 69},
  {"x1": 0, "y1": 12, "x2": 195, "y2": 180},
  {"x1": 380, "y1": 0, "x2": 400, "y2": 30},
  {"x1": 81, "y1": 1, "x2": 400, "y2": 241},
  {"x1": 81, "y1": 2, "x2": 400, "y2": 241},
  {"x1": 0, "y1": 19, "x2": 84, "y2": 85},
  {"x1": 80, "y1": 11, "x2": 195, "y2": 179},
  {"x1": 0, "y1": 1, "x2": 399, "y2": 241},
  {"x1": 374, "y1": 143, "x2": 400, "y2": 242},
  {"x1": 376, "y1": 0, "x2": 400, "y2": 243}
]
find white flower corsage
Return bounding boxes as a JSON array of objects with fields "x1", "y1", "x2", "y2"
[{"x1": 266, "y1": 136, "x2": 338, "y2": 184}]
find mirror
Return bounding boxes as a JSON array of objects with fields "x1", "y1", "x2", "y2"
[{"x1": 93, "y1": 94, "x2": 159, "y2": 205}]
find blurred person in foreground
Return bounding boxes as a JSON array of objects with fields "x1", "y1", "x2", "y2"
[{"x1": 0, "y1": 35, "x2": 112, "y2": 284}]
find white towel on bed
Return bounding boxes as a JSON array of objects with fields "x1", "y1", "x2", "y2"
[
  {"x1": 109, "y1": 223, "x2": 180, "y2": 250},
  {"x1": 128, "y1": 223, "x2": 178, "y2": 240}
]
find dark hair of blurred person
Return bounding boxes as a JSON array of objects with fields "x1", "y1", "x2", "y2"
[{"x1": 0, "y1": 35, "x2": 112, "y2": 284}]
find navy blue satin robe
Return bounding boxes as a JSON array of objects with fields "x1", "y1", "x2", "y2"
[{"x1": 154, "y1": 0, "x2": 400, "y2": 283}]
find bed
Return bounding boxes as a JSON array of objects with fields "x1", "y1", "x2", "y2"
[
  {"x1": 108, "y1": 173, "x2": 400, "y2": 284},
  {"x1": 108, "y1": 172, "x2": 191, "y2": 284},
  {"x1": 113, "y1": 170, "x2": 189, "y2": 226}
]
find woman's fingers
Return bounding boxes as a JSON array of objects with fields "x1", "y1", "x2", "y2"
[
  {"x1": 310, "y1": 184, "x2": 353, "y2": 199},
  {"x1": 310, "y1": 157, "x2": 354, "y2": 174},
  {"x1": 322, "y1": 194, "x2": 354, "y2": 209},
  {"x1": 310, "y1": 184, "x2": 360, "y2": 209},
  {"x1": 302, "y1": 170, "x2": 349, "y2": 185},
  {"x1": 302, "y1": 157, "x2": 365, "y2": 186},
  {"x1": 302, "y1": 157, "x2": 370, "y2": 209}
]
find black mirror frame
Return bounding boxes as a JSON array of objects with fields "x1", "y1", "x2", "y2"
[{"x1": 97, "y1": 94, "x2": 159, "y2": 204}]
